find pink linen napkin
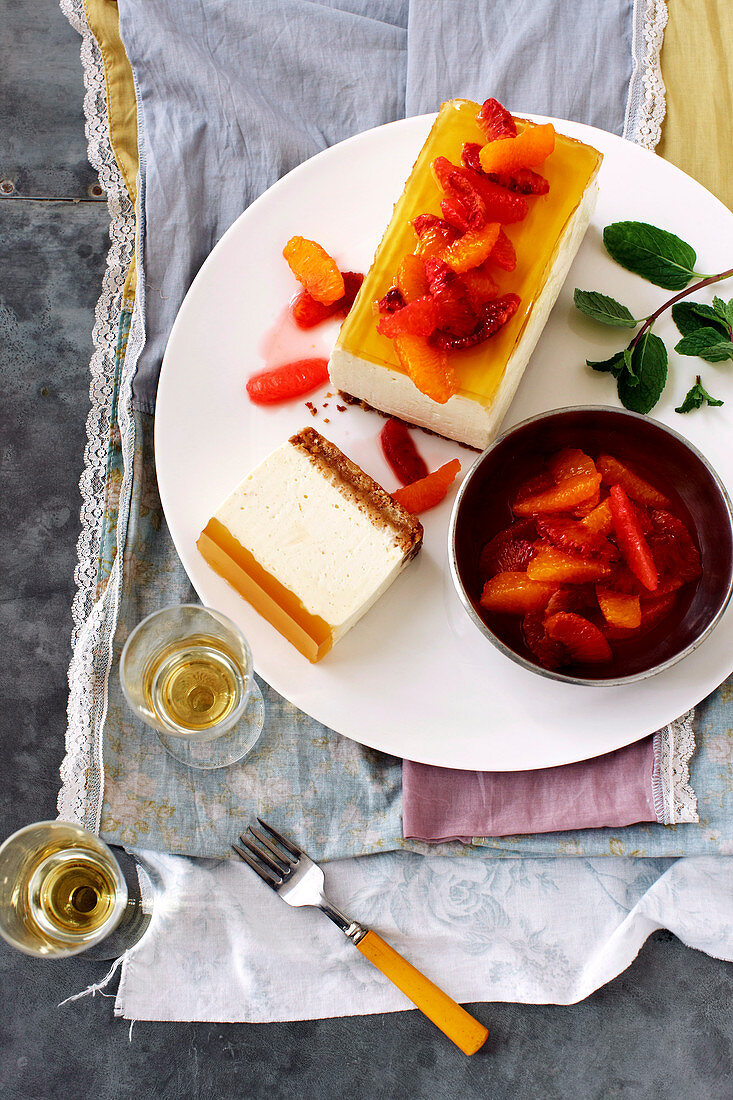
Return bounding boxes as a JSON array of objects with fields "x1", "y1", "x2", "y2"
[{"x1": 402, "y1": 735, "x2": 657, "y2": 842}]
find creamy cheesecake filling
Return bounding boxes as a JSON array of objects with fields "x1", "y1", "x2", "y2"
[
  {"x1": 330, "y1": 98, "x2": 602, "y2": 443},
  {"x1": 197, "y1": 429, "x2": 423, "y2": 662}
]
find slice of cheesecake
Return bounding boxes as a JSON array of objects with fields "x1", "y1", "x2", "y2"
[
  {"x1": 329, "y1": 99, "x2": 603, "y2": 450},
  {"x1": 197, "y1": 428, "x2": 423, "y2": 662}
]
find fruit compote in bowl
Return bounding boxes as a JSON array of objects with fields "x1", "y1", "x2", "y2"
[{"x1": 449, "y1": 406, "x2": 733, "y2": 685}]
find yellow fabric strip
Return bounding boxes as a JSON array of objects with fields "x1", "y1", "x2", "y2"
[
  {"x1": 658, "y1": 0, "x2": 733, "y2": 210},
  {"x1": 83, "y1": 0, "x2": 139, "y2": 301}
]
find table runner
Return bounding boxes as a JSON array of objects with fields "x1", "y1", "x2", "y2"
[
  {"x1": 60, "y1": 0, "x2": 727, "y2": 862},
  {"x1": 57, "y1": 0, "x2": 733, "y2": 1019}
]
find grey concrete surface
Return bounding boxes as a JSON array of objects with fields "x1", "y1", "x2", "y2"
[{"x1": 0, "y1": 3, "x2": 731, "y2": 1098}]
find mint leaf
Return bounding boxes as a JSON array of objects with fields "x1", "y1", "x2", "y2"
[
  {"x1": 672, "y1": 301, "x2": 728, "y2": 338},
  {"x1": 622, "y1": 347, "x2": 637, "y2": 382},
  {"x1": 587, "y1": 350, "x2": 625, "y2": 378},
  {"x1": 603, "y1": 222, "x2": 697, "y2": 291},
  {"x1": 713, "y1": 296, "x2": 733, "y2": 331},
  {"x1": 712, "y1": 297, "x2": 728, "y2": 321},
  {"x1": 617, "y1": 332, "x2": 668, "y2": 413},
  {"x1": 574, "y1": 289, "x2": 638, "y2": 328},
  {"x1": 675, "y1": 375, "x2": 724, "y2": 413},
  {"x1": 675, "y1": 327, "x2": 733, "y2": 362}
]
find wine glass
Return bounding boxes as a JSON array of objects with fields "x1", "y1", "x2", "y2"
[
  {"x1": 0, "y1": 820, "x2": 152, "y2": 959},
  {"x1": 120, "y1": 604, "x2": 264, "y2": 769}
]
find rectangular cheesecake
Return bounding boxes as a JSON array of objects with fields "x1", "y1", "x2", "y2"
[
  {"x1": 197, "y1": 428, "x2": 423, "y2": 662},
  {"x1": 329, "y1": 99, "x2": 603, "y2": 450}
]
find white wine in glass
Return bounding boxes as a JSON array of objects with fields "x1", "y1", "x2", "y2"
[
  {"x1": 0, "y1": 821, "x2": 152, "y2": 959},
  {"x1": 120, "y1": 605, "x2": 264, "y2": 769}
]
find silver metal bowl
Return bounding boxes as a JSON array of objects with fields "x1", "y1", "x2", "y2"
[{"x1": 449, "y1": 406, "x2": 733, "y2": 686}]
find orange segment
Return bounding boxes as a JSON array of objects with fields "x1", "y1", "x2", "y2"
[
  {"x1": 527, "y1": 546, "x2": 612, "y2": 584},
  {"x1": 480, "y1": 572, "x2": 556, "y2": 614},
  {"x1": 581, "y1": 498, "x2": 613, "y2": 535},
  {"x1": 396, "y1": 254, "x2": 429, "y2": 302},
  {"x1": 393, "y1": 334, "x2": 457, "y2": 403},
  {"x1": 282, "y1": 237, "x2": 345, "y2": 305},
  {"x1": 549, "y1": 447, "x2": 597, "y2": 482},
  {"x1": 596, "y1": 455, "x2": 671, "y2": 508},
  {"x1": 415, "y1": 224, "x2": 456, "y2": 258},
  {"x1": 443, "y1": 222, "x2": 500, "y2": 274},
  {"x1": 461, "y1": 260, "x2": 499, "y2": 308},
  {"x1": 391, "y1": 459, "x2": 461, "y2": 514},
  {"x1": 479, "y1": 123, "x2": 556, "y2": 174},
  {"x1": 513, "y1": 473, "x2": 602, "y2": 516},
  {"x1": 596, "y1": 588, "x2": 642, "y2": 629}
]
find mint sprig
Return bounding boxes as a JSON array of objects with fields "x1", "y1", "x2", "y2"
[
  {"x1": 675, "y1": 376, "x2": 724, "y2": 414},
  {"x1": 575, "y1": 220, "x2": 733, "y2": 414}
]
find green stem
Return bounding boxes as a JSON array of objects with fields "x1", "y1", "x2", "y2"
[{"x1": 630, "y1": 266, "x2": 733, "y2": 350}]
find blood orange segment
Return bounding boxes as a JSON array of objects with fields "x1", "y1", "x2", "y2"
[
  {"x1": 393, "y1": 335, "x2": 457, "y2": 403},
  {"x1": 647, "y1": 509, "x2": 701, "y2": 583},
  {"x1": 527, "y1": 546, "x2": 613, "y2": 584},
  {"x1": 377, "y1": 286, "x2": 405, "y2": 314},
  {"x1": 486, "y1": 168, "x2": 550, "y2": 196},
  {"x1": 246, "y1": 358, "x2": 329, "y2": 404},
  {"x1": 433, "y1": 157, "x2": 528, "y2": 224},
  {"x1": 596, "y1": 588, "x2": 642, "y2": 629},
  {"x1": 291, "y1": 290, "x2": 334, "y2": 329},
  {"x1": 392, "y1": 458, "x2": 461, "y2": 513},
  {"x1": 608, "y1": 484, "x2": 659, "y2": 592},
  {"x1": 545, "y1": 612, "x2": 613, "y2": 663},
  {"x1": 522, "y1": 613, "x2": 566, "y2": 669},
  {"x1": 462, "y1": 168, "x2": 529, "y2": 223},
  {"x1": 488, "y1": 228, "x2": 517, "y2": 272},
  {"x1": 379, "y1": 418, "x2": 428, "y2": 486},
  {"x1": 535, "y1": 516, "x2": 616, "y2": 561},
  {"x1": 440, "y1": 199, "x2": 473, "y2": 234},
  {"x1": 431, "y1": 157, "x2": 488, "y2": 230},
  {"x1": 461, "y1": 142, "x2": 484, "y2": 173},
  {"x1": 513, "y1": 473, "x2": 602, "y2": 516},
  {"x1": 596, "y1": 455, "x2": 670, "y2": 508},
  {"x1": 376, "y1": 296, "x2": 440, "y2": 338},
  {"x1": 476, "y1": 98, "x2": 517, "y2": 141},
  {"x1": 282, "y1": 237, "x2": 345, "y2": 305},
  {"x1": 479, "y1": 520, "x2": 536, "y2": 577},
  {"x1": 431, "y1": 294, "x2": 520, "y2": 351},
  {"x1": 426, "y1": 260, "x2": 478, "y2": 336},
  {"x1": 291, "y1": 271, "x2": 364, "y2": 328},
  {"x1": 480, "y1": 572, "x2": 556, "y2": 614},
  {"x1": 479, "y1": 123, "x2": 556, "y2": 174}
]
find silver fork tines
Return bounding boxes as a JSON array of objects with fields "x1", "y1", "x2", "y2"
[{"x1": 232, "y1": 819, "x2": 301, "y2": 887}]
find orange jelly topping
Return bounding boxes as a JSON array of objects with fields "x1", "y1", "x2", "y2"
[{"x1": 197, "y1": 519, "x2": 333, "y2": 663}]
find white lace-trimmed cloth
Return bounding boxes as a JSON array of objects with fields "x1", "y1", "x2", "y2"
[{"x1": 58, "y1": 0, "x2": 733, "y2": 1019}]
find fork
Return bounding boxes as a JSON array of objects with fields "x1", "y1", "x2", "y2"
[{"x1": 233, "y1": 819, "x2": 488, "y2": 1055}]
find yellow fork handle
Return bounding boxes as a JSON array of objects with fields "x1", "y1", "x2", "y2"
[{"x1": 354, "y1": 930, "x2": 488, "y2": 1056}]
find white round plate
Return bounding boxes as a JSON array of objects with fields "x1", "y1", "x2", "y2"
[{"x1": 156, "y1": 113, "x2": 733, "y2": 771}]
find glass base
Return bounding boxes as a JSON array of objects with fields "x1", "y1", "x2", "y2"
[{"x1": 156, "y1": 681, "x2": 265, "y2": 769}]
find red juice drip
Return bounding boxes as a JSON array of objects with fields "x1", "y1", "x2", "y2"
[{"x1": 258, "y1": 301, "x2": 331, "y2": 371}]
